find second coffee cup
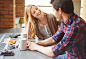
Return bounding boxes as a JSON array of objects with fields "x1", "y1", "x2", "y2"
[{"x1": 19, "y1": 38, "x2": 27, "y2": 50}]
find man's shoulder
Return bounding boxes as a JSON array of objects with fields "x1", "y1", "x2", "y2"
[{"x1": 73, "y1": 15, "x2": 86, "y2": 27}]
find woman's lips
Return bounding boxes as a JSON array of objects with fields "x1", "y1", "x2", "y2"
[
  {"x1": 38, "y1": 12, "x2": 40, "y2": 16},
  {"x1": 37, "y1": 11, "x2": 41, "y2": 16}
]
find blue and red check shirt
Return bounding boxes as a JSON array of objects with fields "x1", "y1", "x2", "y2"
[{"x1": 52, "y1": 13, "x2": 86, "y2": 59}]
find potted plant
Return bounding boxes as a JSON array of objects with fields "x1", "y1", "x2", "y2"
[{"x1": 19, "y1": 17, "x2": 24, "y2": 28}]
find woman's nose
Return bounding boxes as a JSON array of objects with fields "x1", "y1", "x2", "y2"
[
  {"x1": 36, "y1": 11, "x2": 38, "y2": 14},
  {"x1": 36, "y1": 10, "x2": 39, "y2": 14}
]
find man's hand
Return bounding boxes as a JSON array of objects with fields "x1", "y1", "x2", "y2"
[
  {"x1": 27, "y1": 41, "x2": 39, "y2": 51},
  {"x1": 27, "y1": 41, "x2": 31, "y2": 47},
  {"x1": 28, "y1": 42, "x2": 38, "y2": 51},
  {"x1": 27, "y1": 41, "x2": 55, "y2": 57}
]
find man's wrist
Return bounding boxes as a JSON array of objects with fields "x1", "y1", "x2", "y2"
[
  {"x1": 35, "y1": 45, "x2": 43, "y2": 51},
  {"x1": 34, "y1": 44, "x2": 40, "y2": 51}
]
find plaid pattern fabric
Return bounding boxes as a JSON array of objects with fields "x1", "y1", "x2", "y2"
[{"x1": 52, "y1": 13, "x2": 86, "y2": 59}]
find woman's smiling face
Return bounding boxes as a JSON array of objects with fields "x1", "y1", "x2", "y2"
[{"x1": 31, "y1": 6, "x2": 44, "y2": 19}]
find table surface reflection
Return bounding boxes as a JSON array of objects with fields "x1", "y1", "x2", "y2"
[{"x1": 0, "y1": 33, "x2": 53, "y2": 59}]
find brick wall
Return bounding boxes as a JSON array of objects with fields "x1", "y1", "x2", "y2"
[
  {"x1": 0, "y1": 0, "x2": 24, "y2": 28},
  {"x1": 0, "y1": 0, "x2": 15, "y2": 28},
  {"x1": 16, "y1": 0, "x2": 24, "y2": 17}
]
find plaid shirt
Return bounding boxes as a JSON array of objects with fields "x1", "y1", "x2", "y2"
[{"x1": 52, "y1": 13, "x2": 86, "y2": 59}]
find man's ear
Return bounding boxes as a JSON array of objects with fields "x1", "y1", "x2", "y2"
[{"x1": 58, "y1": 8, "x2": 62, "y2": 14}]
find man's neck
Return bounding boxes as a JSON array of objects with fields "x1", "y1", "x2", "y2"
[{"x1": 62, "y1": 13, "x2": 72, "y2": 23}]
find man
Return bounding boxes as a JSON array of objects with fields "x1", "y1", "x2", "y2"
[{"x1": 27, "y1": 0, "x2": 86, "y2": 59}]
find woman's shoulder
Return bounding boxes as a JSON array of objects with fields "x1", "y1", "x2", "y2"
[
  {"x1": 46, "y1": 13, "x2": 54, "y2": 17},
  {"x1": 46, "y1": 13, "x2": 56, "y2": 19}
]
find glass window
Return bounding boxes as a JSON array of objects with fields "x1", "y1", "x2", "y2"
[
  {"x1": 25, "y1": 0, "x2": 53, "y2": 13},
  {"x1": 25, "y1": 0, "x2": 51, "y2": 6}
]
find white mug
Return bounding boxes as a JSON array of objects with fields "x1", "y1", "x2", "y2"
[
  {"x1": 21, "y1": 33, "x2": 27, "y2": 38},
  {"x1": 19, "y1": 38, "x2": 27, "y2": 50}
]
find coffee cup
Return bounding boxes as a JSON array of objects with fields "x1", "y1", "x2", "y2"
[
  {"x1": 19, "y1": 38, "x2": 27, "y2": 50},
  {"x1": 21, "y1": 33, "x2": 27, "y2": 38}
]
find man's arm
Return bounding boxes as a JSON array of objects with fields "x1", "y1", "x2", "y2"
[
  {"x1": 28, "y1": 25, "x2": 64, "y2": 57},
  {"x1": 36, "y1": 37, "x2": 56, "y2": 46},
  {"x1": 52, "y1": 26, "x2": 80, "y2": 56},
  {"x1": 29, "y1": 42, "x2": 55, "y2": 57}
]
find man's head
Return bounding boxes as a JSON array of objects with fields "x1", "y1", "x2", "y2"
[
  {"x1": 50, "y1": 0, "x2": 74, "y2": 14},
  {"x1": 50, "y1": 0, "x2": 74, "y2": 22}
]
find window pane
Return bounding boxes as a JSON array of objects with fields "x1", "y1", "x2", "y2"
[
  {"x1": 25, "y1": 0, "x2": 53, "y2": 15},
  {"x1": 39, "y1": 7, "x2": 53, "y2": 13},
  {"x1": 25, "y1": 6, "x2": 53, "y2": 14},
  {"x1": 25, "y1": 0, "x2": 51, "y2": 6}
]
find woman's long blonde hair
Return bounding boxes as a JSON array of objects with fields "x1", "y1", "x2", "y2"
[{"x1": 24, "y1": 5, "x2": 37, "y2": 39}]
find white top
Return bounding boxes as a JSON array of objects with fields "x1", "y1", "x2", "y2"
[{"x1": 38, "y1": 21, "x2": 52, "y2": 39}]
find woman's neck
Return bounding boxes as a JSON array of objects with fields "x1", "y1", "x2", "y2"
[{"x1": 38, "y1": 15, "x2": 47, "y2": 25}]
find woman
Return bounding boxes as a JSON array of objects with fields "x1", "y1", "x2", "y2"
[{"x1": 24, "y1": 5, "x2": 60, "y2": 40}]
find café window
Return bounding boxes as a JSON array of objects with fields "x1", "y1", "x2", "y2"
[{"x1": 25, "y1": 0, "x2": 53, "y2": 13}]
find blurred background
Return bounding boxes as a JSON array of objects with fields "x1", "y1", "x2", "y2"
[{"x1": 0, "y1": 0, "x2": 86, "y2": 28}]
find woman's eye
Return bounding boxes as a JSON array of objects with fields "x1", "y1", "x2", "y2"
[
  {"x1": 33, "y1": 11, "x2": 35, "y2": 14},
  {"x1": 36, "y1": 8, "x2": 38, "y2": 10}
]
